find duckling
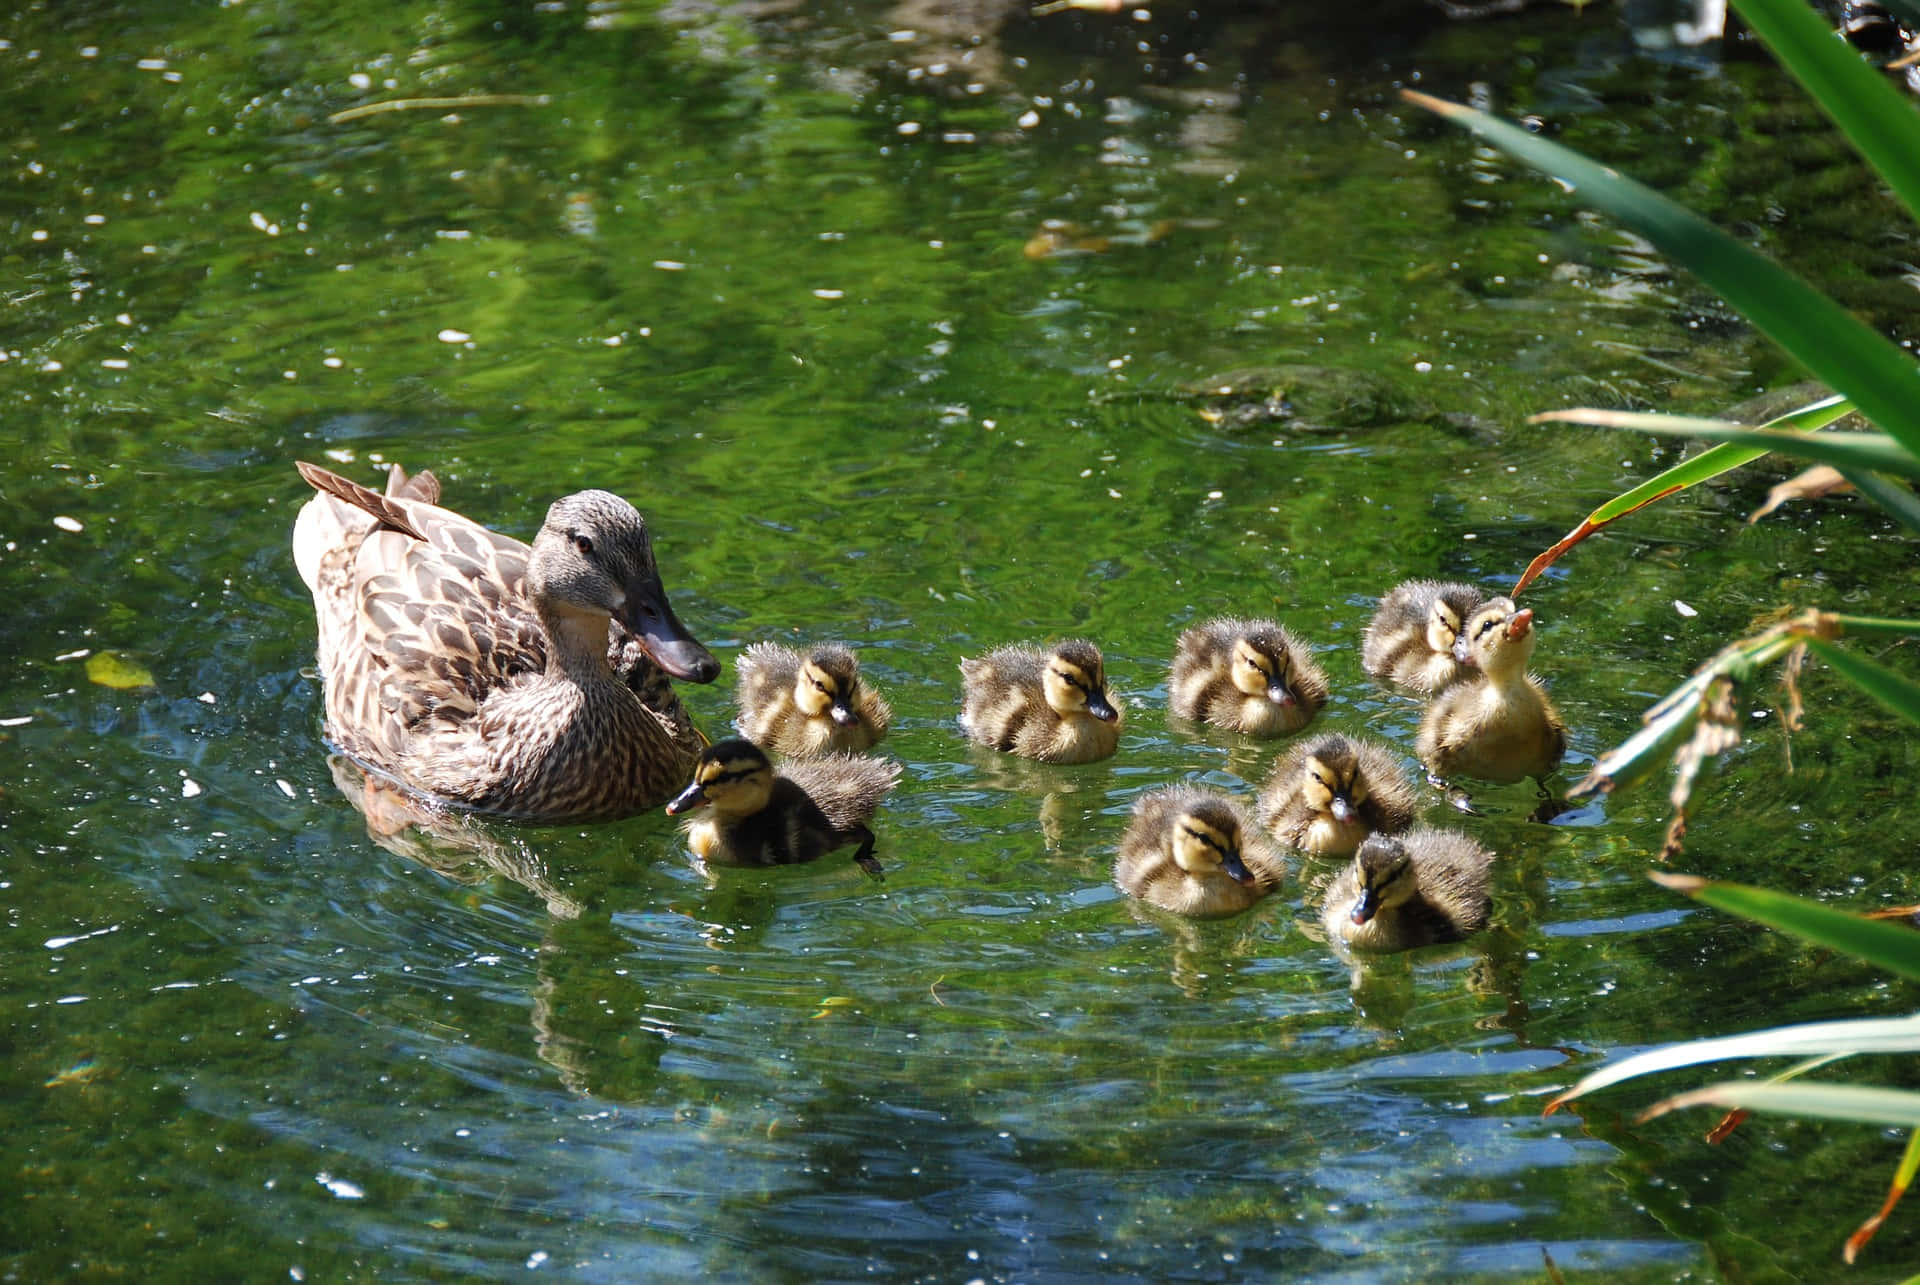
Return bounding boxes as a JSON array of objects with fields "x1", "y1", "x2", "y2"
[
  {"x1": 1321, "y1": 827, "x2": 1493, "y2": 952},
  {"x1": 958, "y1": 640, "x2": 1122, "y2": 764},
  {"x1": 1416, "y1": 596, "x2": 1566, "y2": 788},
  {"x1": 664, "y1": 738, "x2": 902, "y2": 878},
  {"x1": 1361, "y1": 579, "x2": 1487, "y2": 693},
  {"x1": 1168, "y1": 617, "x2": 1328, "y2": 738},
  {"x1": 1113, "y1": 784, "x2": 1283, "y2": 918},
  {"x1": 734, "y1": 641, "x2": 892, "y2": 757},
  {"x1": 1256, "y1": 732, "x2": 1417, "y2": 856}
]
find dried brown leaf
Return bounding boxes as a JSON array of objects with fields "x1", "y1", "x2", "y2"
[{"x1": 1748, "y1": 464, "x2": 1853, "y2": 524}]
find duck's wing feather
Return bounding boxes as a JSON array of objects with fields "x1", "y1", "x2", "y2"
[
  {"x1": 296, "y1": 463, "x2": 550, "y2": 759},
  {"x1": 780, "y1": 755, "x2": 902, "y2": 833}
]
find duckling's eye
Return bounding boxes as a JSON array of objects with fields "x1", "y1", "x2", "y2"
[
  {"x1": 572, "y1": 534, "x2": 595, "y2": 557},
  {"x1": 1476, "y1": 618, "x2": 1498, "y2": 639}
]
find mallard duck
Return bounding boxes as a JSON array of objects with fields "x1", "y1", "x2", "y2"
[
  {"x1": 734, "y1": 641, "x2": 891, "y2": 757},
  {"x1": 1360, "y1": 579, "x2": 1486, "y2": 693},
  {"x1": 1113, "y1": 783, "x2": 1283, "y2": 918},
  {"x1": 1416, "y1": 596, "x2": 1566, "y2": 787},
  {"x1": 664, "y1": 738, "x2": 901, "y2": 877},
  {"x1": 1321, "y1": 827, "x2": 1493, "y2": 952},
  {"x1": 292, "y1": 460, "x2": 719, "y2": 820},
  {"x1": 958, "y1": 640, "x2": 1122, "y2": 764},
  {"x1": 1168, "y1": 617, "x2": 1328, "y2": 737},
  {"x1": 1255, "y1": 732, "x2": 1417, "y2": 856}
]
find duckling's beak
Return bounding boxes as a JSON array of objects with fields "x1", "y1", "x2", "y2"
[
  {"x1": 1506, "y1": 608, "x2": 1534, "y2": 642},
  {"x1": 1086, "y1": 688, "x2": 1119, "y2": 722},
  {"x1": 1221, "y1": 848, "x2": 1258, "y2": 887},
  {"x1": 1451, "y1": 634, "x2": 1475, "y2": 666},
  {"x1": 620, "y1": 580, "x2": 721, "y2": 684},
  {"x1": 664, "y1": 779, "x2": 709, "y2": 816},
  {"x1": 1265, "y1": 676, "x2": 1294, "y2": 706},
  {"x1": 829, "y1": 698, "x2": 860, "y2": 727},
  {"x1": 1350, "y1": 885, "x2": 1380, "y2": 925},
  {"x1": 1329, "y1": 794, "x2": 1355, "y2": 824}
]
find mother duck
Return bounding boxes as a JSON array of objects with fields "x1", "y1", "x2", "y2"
[{"x1": 292, "y1": 461, "x2": 720, "y2": 820}]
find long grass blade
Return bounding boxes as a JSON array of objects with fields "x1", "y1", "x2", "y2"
[
  {"x1": 1846, "y1": 1130, "x2": 1920, "y2": 1264},
  {"x1": 1840, "y1": 468, "x2": 1920, "y2": 537},
  {"x1": 1513, "y1": 395, "x2": 1852, "y2": 595},
  {"x1": 1732, "y1": 0, "x2": 1920, "y2": 220},
  {"x1": 1651, "y1": 872, "x2": 1920, "y2": 982},
  {"x1": 1642, "y1": 1082, "x2": 1920, "y2": 1129},
  {"x1": 1403, "y1": 90, "x2": 1920, "y2": 456},
  {"x1": 1801, "y1": 637, "x2": 1920, "y2": 725},
  {"x1": 1544, "y1": 1013, "x2": 1920, "y2": 1113},
  {"x1": 1545, "y1": 416, "x2": 1920, "y2": 479}
]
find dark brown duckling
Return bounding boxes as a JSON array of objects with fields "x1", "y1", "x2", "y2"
[{"x1": 665, "y1": 738, "x2": 901, "y2": 878}]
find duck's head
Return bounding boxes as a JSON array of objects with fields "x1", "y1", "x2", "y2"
[
  {"x1": 1230, "y1": 627, "x2": 1299, "y2": 706},
  {"x1": 1451, "y1": 596, "x2": 1535, "y2": 674},
  {"x1": 1425, "y1": 595, "x2": 1468, "y2": 656},
  {"x1": 1348, "y1": 834, "x2": 1416, "y2": 925},
  {"x1": 1299, "y1": 735, "x2": 1368, "y2": 824},
  {"x1": 666, "y1": 738, "x2": 773, "y2": 817},
  {"x1": 1170, "y1": 797, "x2": 1257, "y2": 887},
  {"x1": 1042, "y1": 640, "x2": 1119, "y2": 722},
  {"x1": 528, "y1": 491, "x2": 720, "y2": 684},
  {"x1": 795, "y1": 645, "x2": 864, "y2": 727}
]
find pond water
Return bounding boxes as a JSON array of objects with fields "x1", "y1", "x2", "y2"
[{"x1": 6, "y1": 0, "x2": 1920, "y2": 1279}]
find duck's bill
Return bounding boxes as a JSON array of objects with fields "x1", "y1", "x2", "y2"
[
  {"x1": 664, "y1": 780, "x2": 708, "y2": 815},
  {"x1": 1329, "y1": 795, "x2": 1355, "y2": 824},
  {"x1": 829, "y1": 701, "x2": 860, "y2": 727},
  {"x1": 1086, "y1": 690, "x2": 1120, "y2": 723},
  {"x1": 622, "y1": 583, "x2": 721, "y2": 683},
  {"x1": 1265, "y1": 679, "x2": 1294, "y2": 706},
  {"x1": 1349, "y1": 887, "x2": 1380, "y2": 925},
  {"x1": 1221, "y1": 849, "x2": 1258, "y2": 887},
  {"x1": 1506, "y1": 608, "x2": 1534, "y2": 642}
]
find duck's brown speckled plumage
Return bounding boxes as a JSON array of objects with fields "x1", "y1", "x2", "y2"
[
  {"x1": 1361, "y1": 579, "x2": 1486, "y2": 694},
  {"x1": 1256, "y1": 732, "x2": 1417, "y2": 856},
  {"x1": 1168, "y1": 617, "x2": 1326, "y2": 738},
  {"x1": 292, "y1": 461, "x2": 719, "y2": 821},
  {"x1": 666, "y1": 738, "x2": 902, "y2": 877},
  {"x1": 1416, "y1": 596, "x2": 1566, "y2": 786},
  {"x1": 1322, "y1": 827, "x2": 1493, "y2": 953},
  {"x1": 734, "y1": 641, "x2": 891, "y2": 757},
  {"x1": 958, "y1": 639, "x2": 1122, "y2": 764},
  {"x1": 1113, "y1": 784, "x2": 1283, "y2": 919}
]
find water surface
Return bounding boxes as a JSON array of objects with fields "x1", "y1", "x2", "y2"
[{"x1": 5, "y1": 1, "x2": 1920, "y2": 1280}]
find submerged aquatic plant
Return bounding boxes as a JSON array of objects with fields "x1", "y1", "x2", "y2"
[{"x1": 1414, "y1": 0, "x2": 1920, "y2": 1258}]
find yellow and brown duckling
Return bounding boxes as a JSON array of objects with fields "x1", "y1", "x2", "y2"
[
  {"x1": 734, "y1": 641, "x2": 891, "y2": 758},
  {"x1": 1113, "y1": 784, "x2": 1284, "y2": 919},
  {"x1": 958, "y1": 640, "x2": 1122, "y2": 764},
  {"x1": 1416, "y1": 596, "x2": 1566, "y2": 788},
  {"x1": 1255, "y1": 732, "x2": 1417, "y2": 857},
  {"x1": 1360, "y1": 578, "x2": 1487, "y2": 694},
  {"x1": 1168, "y1": 617, "x2": 1328, "y2": 738},
  {"x1": 1321, "y1": 827, "x2": 1493, "y2": 953},
  {"x1": 664, "y1": 738, "x2": 902, "y2": 878},
  {"x1": 291, "y1": 461, "x2": 720, "y2": 821}
]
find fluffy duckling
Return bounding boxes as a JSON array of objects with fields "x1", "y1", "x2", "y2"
[
  {"x1": 664, "y1": 738, "x2": 902, "y2": 878},
  {"x1": 734, "y1": 641, "x2": 891, "y2": 758},
  {"x1": 1321, "y1": 827, "x2": 1493, "y2": 952},
  {"x1": 1168, "y1": 617, "x2": 1328, "y2": 738},
  {"x1": 1360, "y1": 579, "x2": 1487, "y2": 694},
  {"x1": 1113, "y1": 784, "x2": 1283, "y2": 918},
  {"x1": 1416, "y1": 596, "x2": 1566, "y2": 787},
  {"x1": 1256, "y1": 732, "x2": 1417, "y2": 856},
  {"x1": 958, "y1": 640, "x2": 1122, "y2": 764}
]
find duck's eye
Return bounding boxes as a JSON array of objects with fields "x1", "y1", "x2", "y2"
[{"x1": 572, "y1": 534, "x2": 594, "y2": 557}]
